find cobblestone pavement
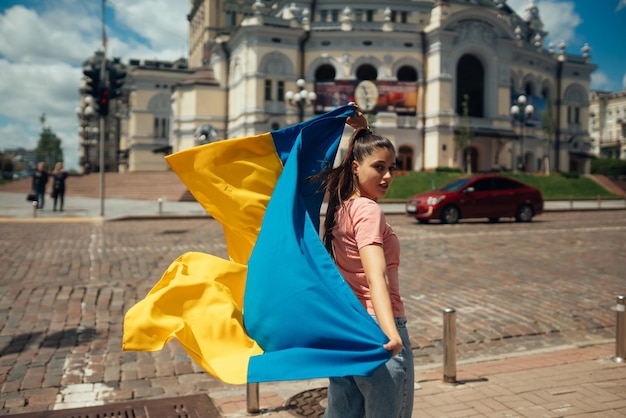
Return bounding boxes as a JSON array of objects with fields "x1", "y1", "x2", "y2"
[{"x1": 0, "y1": 211, "x2": 624, "y2": 416}]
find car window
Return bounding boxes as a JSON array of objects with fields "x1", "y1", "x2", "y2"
[
  {"x1": 470, "y1": 178, "x2": 493, "y2": 192},
  {"x1": 493, "y1": 178, "x2": 522, "y2": 190},
  {"x1": 439, "y1": 178, "x2": 472, "y2": 192}
]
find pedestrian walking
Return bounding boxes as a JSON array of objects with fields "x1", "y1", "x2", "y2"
[
  {"x1": 319, "y1": 111, "x2": 414, "y2": 418},
  {"x1": 32, "y1": 162, "x2": 48, "y2": 209},
  {"x1": 51, "y1": 162, "x2": 67, "y2": 211}
]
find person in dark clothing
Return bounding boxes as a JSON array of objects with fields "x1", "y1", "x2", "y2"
[
  {"x1": 32, "y1": 162, "x2": 49, "y2": 209},
  {"x1": 51, "y1": 162, "x2": 68, "y2": 211}
]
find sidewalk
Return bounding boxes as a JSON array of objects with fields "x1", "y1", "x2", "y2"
[
  {"x1": 1, "y1": 191, "x2": 625, "y2": 221},
  {"x1": 209, "y1": 342, "x2": 625, "y2": 417}
]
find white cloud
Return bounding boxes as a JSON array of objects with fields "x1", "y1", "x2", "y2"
[
  {"x1": 617, "y1": 0, "x2": 626, "y2": 11},
  {"x1": 590, "y1": 71, "x2": 612, "y2": 91},
  {"x1": 109, "y1": 0, "x2": 188, "y2": 54},
  {"x1": 0, "y1": 5, "x2": 101, "y2": 65},
  {"x1": 0, "y1": 123, "x2": 38, "y2": 152}
]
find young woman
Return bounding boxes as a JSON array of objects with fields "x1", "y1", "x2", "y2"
[
  {"x1": 321, "y1": 113, "x2": 414, "y2": 418},
  {"x1": 51, "y1": 162, "x2": 68, "y2": 211},
  {"x1": 32, "y1": 161, "x2": 48, "y2": 209}
]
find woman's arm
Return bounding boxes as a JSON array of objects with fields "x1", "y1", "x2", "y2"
[{"x1": 359, "y1": 244, "x2": 403, "y2": 356}]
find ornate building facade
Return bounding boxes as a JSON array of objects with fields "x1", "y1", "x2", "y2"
[
  {"x1": 169, "y1": 0, "x2": 598, "y2": 174},
  {"x1": 118, "y1": 59, "x2": 192, "y2": 172},
  {"x1": 589, "y1": 90, "x2": 626, "y2": 160}
]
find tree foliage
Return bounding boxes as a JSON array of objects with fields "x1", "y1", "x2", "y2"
[
  {"x1": 540, "y1": 99, "x2": 555, "y2": 175},
  {"x1": 454, "y1": 94, "x2": 474, "y2": 173},
  {"x1": 35, "y1": 113, "x2": 63, "y2": 170}
]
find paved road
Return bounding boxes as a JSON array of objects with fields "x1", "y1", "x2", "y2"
[{"x1": 0, "y1": 210, "x2": 625, "y2": 416}]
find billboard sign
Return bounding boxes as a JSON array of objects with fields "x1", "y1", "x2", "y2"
[{"x1": 314, "y1": 80, "x2": 418, "y2": 114}]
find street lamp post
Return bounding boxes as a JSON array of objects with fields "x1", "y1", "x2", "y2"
[
  {"x1": 510, "y1": 94, "x2": 534, "y2": 172},
  {"x1": 285, "y1": 78, "x2": 317, "y2": 122},
  {"x1": 76, "y1": 97, "x2": 96, "y2": 174}
]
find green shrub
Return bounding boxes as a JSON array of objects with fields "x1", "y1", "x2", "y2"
[
  {"x1": 385, "y1": 171, "x2": 617, "y2": 201},
  {"x1": 434, "y1": 166, "x2": 462, "y2": 173},
  {"x1": 591, "y1": 158, "x2": 626, "y2": 178}
]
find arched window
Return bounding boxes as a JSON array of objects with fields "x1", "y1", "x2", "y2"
[
  {"x1": 356, "y1": 64, "x2": 377, "y2": 81},
  {"x1": 315, "y1": 64, "x2": 336, "y2": 81},
  {"x1": 456, "y1": 54, "x2": 484, "y2": 117},
  {"x1": 397, "y1": 145, "x2": 414, "y2": 171},
  {"x1": 397, "y1": 66, "x2": 418, "y2": 82}
]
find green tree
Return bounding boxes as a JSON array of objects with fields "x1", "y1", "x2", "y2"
[
  {"x1": 35, "y1": 113, "x2": 63, "y2": 170},
  {"x1": 541, "y1": 99, "x2": 555, "y2": 175},
  {"x1": 454, "y1": 94, "x2": 474, "y2": 174}
]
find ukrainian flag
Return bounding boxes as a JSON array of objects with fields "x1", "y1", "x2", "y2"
[{"x1": 122, "y1": 105, "x2": 390, "y2": 384}]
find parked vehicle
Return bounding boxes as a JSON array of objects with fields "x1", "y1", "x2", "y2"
[{"x1": 405, "y1": 174, "x2": 544, "y2": 224}]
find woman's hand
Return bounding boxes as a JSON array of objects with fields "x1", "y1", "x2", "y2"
[
  {"x1": 346, "y1": 103, "x2": 368, "y2": 130},
  {"x1": 384, "y1": 337, "x2": 403, "y2": 357}
]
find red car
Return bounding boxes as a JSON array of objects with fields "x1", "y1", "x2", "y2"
[{"x1": 405, "y1": 174, "x2": 544, "y2": 224}]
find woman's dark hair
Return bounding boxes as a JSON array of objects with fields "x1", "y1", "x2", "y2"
[{"x1": 317, "y1": 128, "x2": 395, "y2": 255}]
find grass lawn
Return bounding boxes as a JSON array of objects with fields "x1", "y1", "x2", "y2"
[{"x1": 384, "y1": 171, "x2": 619, "y2": 201}]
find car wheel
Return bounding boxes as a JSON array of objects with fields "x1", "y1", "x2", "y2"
[
  {"x1": 515, "y1": 204, "x2": 534, "y2": 222},
  {"x1": 417, "y1": 219, "x2": 429, "y2": 224},
  {"x1": 488, "y1": 217, "x2": 499, "y2": 223},
  {"x1": 440, "y1": 206, "x2": 460, "y2": 224}
]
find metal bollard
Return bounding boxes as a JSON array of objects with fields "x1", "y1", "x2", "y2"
[
  {"x1": 157, "y1": 198, "x2": 163, "y2": 215},
  {"x1": 247, "y1": 383, "x2": 260, "y2": 413},
  {"x1": 569, "y1": 195, "x2": 574, "y2": 209},
  {"x1": 611, "y1": 295, "x2": 625, "y2": 363},
  {"x1": 597, "y1": 195, "x2": 601, "y2": 209},
  {"x1": 32, "y1": 200, "x2": 38, "y2": 218},
  {"x1": 443, "y1": 307, "x2": 457, "y2": 383}
]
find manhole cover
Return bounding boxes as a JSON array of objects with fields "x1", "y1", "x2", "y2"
[
  {"x1": 285, "y1": 387, "x2": 327, "y2": 417},
  {"x1": 3, "y1": 394, "x2": 220, "y2": 418}
]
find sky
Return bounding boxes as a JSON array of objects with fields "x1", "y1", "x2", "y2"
[{"x1": 0, "y1": 0, "x2": 625, "y2": 172}]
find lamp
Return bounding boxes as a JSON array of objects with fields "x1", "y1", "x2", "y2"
[
  {"x1": 286, "y1": 78, "x2": 317, "y2": 122},
  {"x1": 510, "y1": 94, "x2": 534, "y2": 172},
  {"x1": 76, "y1": 98, "x2": 97, "y2": 174}
]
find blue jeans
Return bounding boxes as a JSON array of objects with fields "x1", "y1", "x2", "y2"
[
  {"x1": 325, "y1": 318, "x2": 414, "y2": 418},
  {"x1": 34, "y1": 186, "x2": 46, "y2": 209}
]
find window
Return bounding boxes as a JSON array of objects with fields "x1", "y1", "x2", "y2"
[
  {"x1": 456, "y1": 54, "x2": 484, "y2": 117},
  {"x1": 161, "y1": 118, "x2": 168, "y2": 138},
  {"x1": 366, "y1": 10, "x2": 374, "y2": 22},
  {"x1": 265, "y1": 80, "x2": 272, "y2": 101},
  {"x1": 320, "y1": 10, "x2": 328, "y2": 22},
  {"x1": 493, "y1": 178, "x2": 522, "y2": 190},
  {"x1": 470, "y1": 179, "x2": 492, "y2": 192},
  {"x1": 567, "y1": 106, "x2": 580, "y2": 124},
  {"x1": 401, "y1": 11, "x2": 408, "y2": 23},
  {"x1": 226, "y1": 11, "x2": 236, "y2": 26},
  {"x1": 315, "y1": 64, "x2": 336, "y2": 81},
  {"x1": 356, "y1": 64, "x2": 377, "y2": 81},
  {"x1": 397, "y1": 66, "x2": 418, "y2": 81},
  {"x1": 331, "y1": 9, "x2": 339, "y2": 22},
  {"x1": 277, "y1": 80, "x2": 285, "y2": 101}
]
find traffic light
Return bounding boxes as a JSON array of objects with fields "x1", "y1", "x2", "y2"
[
  {"x1": 108, "y1": 62, "x2": 127, "y2": 99},
  {"x1": 97, "y1": 87, "x2": 110, "y2": 117},
  {"x1": 82, "y1": 63, "x2": 101, "y2": 97}
]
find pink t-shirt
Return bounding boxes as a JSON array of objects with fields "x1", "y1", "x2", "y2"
[{"x1": 332, "y1": 197, "x2": 405, "y2": 318}]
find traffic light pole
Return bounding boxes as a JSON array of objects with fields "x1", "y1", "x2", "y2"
[{"x1": 99, "y1": 0, "x2": 107, "y2": 217}]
